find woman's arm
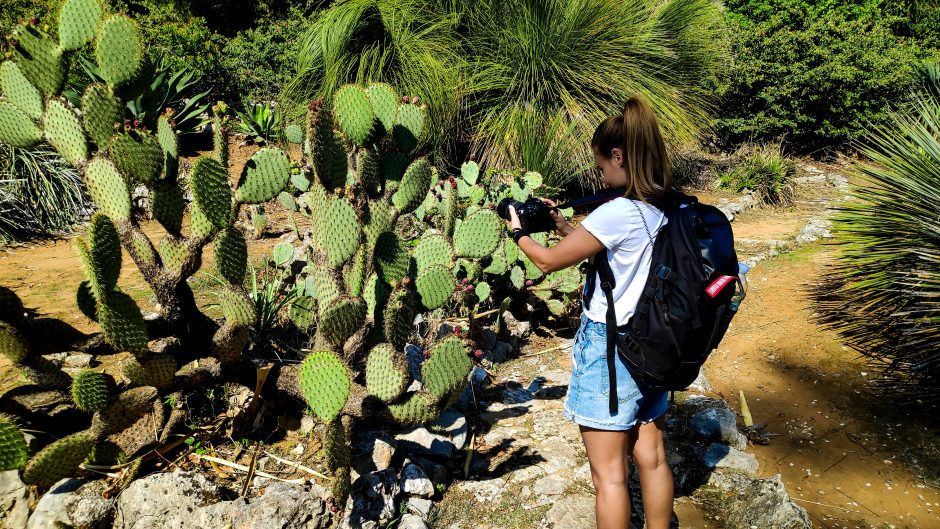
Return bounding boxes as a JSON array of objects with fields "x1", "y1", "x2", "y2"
[{"x1": 517, "y1": 226, "x2": 604, "y2": 274}]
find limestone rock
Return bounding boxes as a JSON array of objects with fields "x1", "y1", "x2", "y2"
[
  {"x1": 341, "y1": 469, "x2": 398, "y2": 529},
  {"x1": 400, "y1": 462, "x2": 434, "y2": 498},
  {"x1": 700, "y1": 443, "x2": 759, "y2": 475},
  {"x1": 0, "y1": 470, "x2": 30, "y2": 529},
  {"x1": 67, "y1": 479, "x2": 114, "y2": 529},
  {"x1": 351, "y1": 430, "x2": 397, "y2": 474},
  {"x1": 395, "y1": 427, "x2": 456, "y2": 461},
  {"x1": 543, "y1": 494, "x2": 596, "y2": 529},
  {"x1": 397, "y1": 513, "x2": 429, "y2": 529},
  {"x1": 27, "y1": 478, "x2": 82, "y2": 529},
  {"x1": 725, "y1": 474, "x2": 812, "y2": 529},
  {"x1": 430, "y1": 411, "x2": 468, "y2": 450},
  {"x1": 689, "y1": 407, "x2": 746, "y2": 449}
]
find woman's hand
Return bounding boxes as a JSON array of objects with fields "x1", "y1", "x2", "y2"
[
  {"x1": 540, "y1": 198, "x2": 575, "y2": 237},
  {"x1": 503, "y1": 205, "x2": 523, "y2": 231}
]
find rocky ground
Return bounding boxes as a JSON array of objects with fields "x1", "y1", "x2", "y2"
[{"x1": 2, "y1": 159, "x2": 938, "y2": 529}]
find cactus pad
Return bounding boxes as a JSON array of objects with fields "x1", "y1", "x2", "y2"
[
  {"x1": 86, "y1": 441, "x2": 126, "y2": 467},
  {"x1": 0, "y1": 323, "x2": 29, "y2": 365},
  {"x1": 391, "y1": 158, "x2": 432, "y2": 215},
  {"x1": 156, "y1": 115, "x2": 178, "y2": 157},
  {"x1": 312, "y1": 264, "x2": 341, "y2": 310},
  {"x1": 416, "y1": 264, "x2": 455, "y2": 311},
  {"x1": 460, "y1": 162, "x2": 480, "y2": 185},
  {"x1": 319, "y1": 297, "x2": 366, "y2": 346},
  {"x1": 522, "y1": 253, "x2": 542, "y2": 280},
  {"x1": 285, "y1": 124, "x2": 303, "y2": 144},
  {"x1": 0, "y1": 415, "x2": 27, "y2": 471},
  {"x1": 333, "y1": 85, "x2": 375, "y2": 146},
  {"x1": 218, "y1": 287, "x2": 256, "y2": 327},
  {"x1": 414, "y1": 235, "x2": 454, "y2": 273},
  {"x1": 365, "y1": 343, "x2": 409, "y2": 403},
  {"x1": 190, "y1": 156, "x2": 232, "y2": 229},
  {"x1": 210, "y1": 322, "x2": 249, "y2": 363},
  {"x1": 366, "y1": 83, "x2": 398, "y2": 135},
  {"x1": 0, "y1": 101, "x2": 41, "y2": 148},
  {"x1": 0, "y1": 286, "x2": 24, "y2": 326},
  {"x1": 0, "y1": 61, "x2": 43, "y2": 119},
  {"x1": 356, "y1": 148, "x2": 380, "y2": 195},
  {"x1": 388, "y1": 392, "x2": 436, "y2": 424},
  {"x1": 76, "y1": 281, "x2": 98, "y2": 322},
  {"x1": 393, "y1": 103, "x2": 424, "y2": 153},
  {"x1": 441, "y1": 181, "x2": 458, "y2": 237},
  {"x1": 157, "y1": 236, "x2": 187, "y2": 272},
  {"x1": 71, "y1": 370, "x2": 111, "y2": 413},
  {"x1": 214, "y1": 227, "x2": 247, "y2": 286},
  {"x1": 11, "y1": 25, "x2": 65, "y2": 97},
  {"x1": 363, "y1": 200, "x2": 393, "y2": 247},
  {"x1": 150, "y1": 180, "x2": 185, "y2": 235},
  {"x1": 85, "y1": 156, "x2": 131, "y2": 221},
  {"x1": 454, "y1": 210, "x2": 501, "y2": 258},
  {"x1": 523, "y1": 171, "x2": 543, "y2": 189},
  {"x1": 344, "y1": 246, "x2": 367, "y2": 297},
  {"x1": 312, "y1": 112, "x2": 347, "y2": 189},
  {"x1": 59, "y1": 0, "x2": 104, "y2": 51},
  {"x1": 140, "y1": 353, "x2": 176, "y2": 389},
  {"x1": 81, "y1": 83, "x2": 121, "y2": 147},
  {"x1": 94, "y1": 386, "x2": 156, "y2": 434},
  {"x1": 510, "y1": 265, "x2": 525, "y2": 289},
  {"x1": 22, "y1": 432, "x2": 96, "y2": 486},
  {"x1": 383, "y1": 284, "x2": 415, "y2": 350},
  {"x1": 189, "y1": 203, "x2": 217, "y2": 240},
  {"x1": 298, "y1": 351, "x2": 351, "y2": 423},
  {"x1": 324, "y1": 197, "x2": 361, "y2": 269},
  {"x1": 87, "y1": 213, "x2": 122, "y2": 295},
  {"x1": 289, "y1": 296, "x2": 316, "y2": 330},
  {"x1": 109, "y1": 131, "x2": 163, "y2": 183},
  {"x1": 374, "y1": 232, "x2": 410, "y2": 284},
  {"x1": 235, "y1": 147, "x2": 291, "y2": 204},
  {"x1": 97, "y1": 291, "x2": 148, "y2": 355},
  {"x1": 43, "y1": 97, "x2": 89, "y2": 166},
  {"x1": 379, "y1": 151, "x2": 408, "y2": 189},
  {"x1": 423, "y1": 336, "x2": 472, "y2": 400},
  {"x1": 483, "y1": 243, "x2": 508, "y2": 275},
  {"x1": 95, "y1": 16, "x2": 144, "y2": 88},
  {"x1": 540, "y1": 267, "x2": 582, "y2": 294}
]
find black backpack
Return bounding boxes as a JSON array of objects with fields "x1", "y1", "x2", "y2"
[{"x1": 585, "y1": 191, "x2": 745, "y2": 414}]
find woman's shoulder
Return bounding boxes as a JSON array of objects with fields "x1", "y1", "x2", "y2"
[{"x1": 587, "y1": 197, "x2": 660, "y2": 222}]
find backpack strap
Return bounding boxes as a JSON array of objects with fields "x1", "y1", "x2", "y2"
[{"x1": 592, "y1": 249, "x2": 620, "y2": 415}]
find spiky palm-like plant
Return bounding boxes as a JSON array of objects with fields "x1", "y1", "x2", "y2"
[
  {"x1": 282, "y1": 0, "x2": 727, "y2": 180},
  {"x1": 814, "y1": 80, "x2": 940, "y2": 401},
  {"x1": 281, "y1": 0, "x2": 464, "y2": 158},
  {"x1": 465, "y1": 0, "x2": 726, "y2": 178}
]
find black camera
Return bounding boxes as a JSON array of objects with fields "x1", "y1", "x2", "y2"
[{"x1": 497, "y1": 197, "x2": 558, "y2": 234}]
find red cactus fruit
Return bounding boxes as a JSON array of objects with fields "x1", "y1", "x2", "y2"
[
  {"x1": 525, "y1": 279, "x2": 534, "y2": 287},
  {"x1": 466, "y1": 284, "x2": 475, "y2": 292},
  {"x1": 474, "y1": 349, "x2": 484, "y2": 358},
  {"x1": 469, "y1": 153, "x2": 477, "y2": 162},
  {"x1": 453, "y1": 325, "x2": 462, "y2": 335},
  {"x1": 402, "y1": 95, "x2": 411, "y2": 104}
]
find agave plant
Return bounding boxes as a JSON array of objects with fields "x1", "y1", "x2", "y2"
[
  {"x1": 235, "y1": 101, "x2": 278, "y2": 144},
  {"x1": 814, "y1": 79, "x2": 940, "y2": 401}
]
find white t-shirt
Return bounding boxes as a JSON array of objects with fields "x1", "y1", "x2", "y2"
[{"x1": 580, "y1": 197, "x2": 666, "y2": 326}]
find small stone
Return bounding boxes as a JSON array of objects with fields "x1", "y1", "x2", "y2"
[
  {"x1": 27, "y1": 478, "x2": 83, "y2": 529},
  {"x1": 398, "y1": 513, "x2": 429, "y2": 529},
  {"x1": 400, "y1": 463, "x2": 435, "y2": 498},
  {"x1": 63, "y1": 353, "x2": 93, "y2": 369},
  {"x1": 406, "y1": 497, "x2": 433, "y2": 519},
  {"x1": 352, "y1": 430, "x2": 397, "y2": 474},
  {"x1": 690, "y1": 407, "x2": 745, "y2": 449}
]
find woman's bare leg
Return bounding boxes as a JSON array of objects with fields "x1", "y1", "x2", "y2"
[
  {"x1": 580, "y1": 426, "x2": 631, "y2": 529},
  {"x1": 631, "y1": 416, "x2": 673, "y2": 529}
]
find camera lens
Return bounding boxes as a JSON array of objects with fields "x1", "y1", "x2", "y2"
[{"x1": 496, "y1": 198, "x2": 516, "y2": 221}]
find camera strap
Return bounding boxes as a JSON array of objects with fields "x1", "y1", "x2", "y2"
[{"x1": 583, "y1": 249, "x2": 621, "y2": 415}]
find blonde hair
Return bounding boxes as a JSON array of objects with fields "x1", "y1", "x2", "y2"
[{"x1": 591, "y1": 96, "x2": 672, "y2": 201}]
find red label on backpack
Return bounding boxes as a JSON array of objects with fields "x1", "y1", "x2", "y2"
[{"x1": 705, "y1": 275, "x2": 736, "y2": 298}]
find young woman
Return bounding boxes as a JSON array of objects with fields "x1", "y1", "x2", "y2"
[{"x1": 504, "y1": 96, "x2": 675, "y2": 529}]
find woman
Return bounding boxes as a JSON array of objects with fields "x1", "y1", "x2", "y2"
[{"x1": 504, "y1": 96, "x2": 674, "y2": 529}]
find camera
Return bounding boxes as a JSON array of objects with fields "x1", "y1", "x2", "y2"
[{"x1": 497, "y1": 197, "x2": 558, "y2": 234}]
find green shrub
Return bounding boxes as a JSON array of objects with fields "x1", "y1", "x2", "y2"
[
  {"x1": 717, "y1": 143, "x2": 795, "y2": 206},
  {"x1": 0, "y1": 1, "x2": 56, "y2": 37},
  {"x1": 220, "y1": 9, "x2": 310, "y2": 102},
  {"x1": 716, "y1": 1, "x2": 936, "y2": 150},
  {"x1": 814, "y1": 78, "x2": 940, "y2": 401}
]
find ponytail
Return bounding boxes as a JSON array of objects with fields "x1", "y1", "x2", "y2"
[{"x1": 591, "y1": 96, "x2": 672, "y2": 201}]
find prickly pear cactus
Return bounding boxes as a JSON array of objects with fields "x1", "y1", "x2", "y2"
[{"x1": 0, "y1": 1, "x2": 293, "y2": 369}]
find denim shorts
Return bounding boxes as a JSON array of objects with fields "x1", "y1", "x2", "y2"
[{"x1": 563, "y1": 315, "x2": 669, "y2": 430}]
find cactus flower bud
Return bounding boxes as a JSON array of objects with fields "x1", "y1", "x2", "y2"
[
  {"x1": 133, "y1": 120, "x2": 141, "y2": 129},
  {"x1": 466, "y1": 284, "x2": 475, "y2": 292},
  {"x1": 423, "y1": 214, "x2": 432, "y2": 223},
  {"x1": 402, "y1": 95, "x2": 411, "y2": 104},
  {"x1": 9, "y1": 39, "x2": 19, "y2": 48},
  {"x1": 474, "y1": 349, "x2": 484, "y2": 358},
  {"x1": 401, "y1": 276, "x2": 411, "y2": 286},
  {"x1": 423, "y1": 348, "x2": 431, "y2": 359},
  {"x1": 469, "y1": 153, "x2": 477, "y2": 162},
  {"x1": 412, "y1": 96, "x2": 420, "y2": 104},
  {"x1": 29, "y1": 17, "x2": 39, "y2": 26},
  {"x1": 453, "y1": 325, "x2": 462, "y2": 335}
]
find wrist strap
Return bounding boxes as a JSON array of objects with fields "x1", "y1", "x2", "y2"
[{"x1": 511, "y1": 228, "x2": 529, "y2": 244}]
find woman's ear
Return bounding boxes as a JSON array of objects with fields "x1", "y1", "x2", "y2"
[{"x1": 611, "y1": 147, "x2": 625, "y2": 168}]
